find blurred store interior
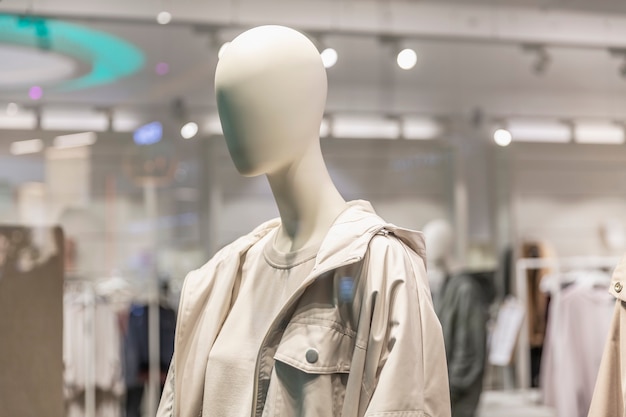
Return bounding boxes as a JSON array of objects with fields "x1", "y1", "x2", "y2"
[{"x1": 1, "y1": 1, "x2": 626, "y2": 416}]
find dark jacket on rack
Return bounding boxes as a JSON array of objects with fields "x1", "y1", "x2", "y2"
[
  {"x1": 436, "y1": 271, "x2": 492, "y2": 417},
  {"x1": 124, "y1": 303, "x2": 176, "y2": 386}
]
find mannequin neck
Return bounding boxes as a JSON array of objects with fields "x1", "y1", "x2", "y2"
[{"x1": 267, "y1": 139, "x2": 346, "y2": 252}]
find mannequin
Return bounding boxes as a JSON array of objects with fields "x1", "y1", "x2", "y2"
[
  {"x1": 423, "y1": 219, "x2": 455, "y2": 301},
  {"x1": 214, "y1": 25, "x2": 346, "y2": 252},
  {"x1": 157, "y1": 25, "x2": 450, "y2": 417},
  {"x1": 423, "y1": 219, "x2": 487, "y2": 417}
]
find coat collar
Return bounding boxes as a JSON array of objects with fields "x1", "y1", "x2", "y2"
[{"x1": 229, "y1": 200, "x2": 426, "y2": 274}]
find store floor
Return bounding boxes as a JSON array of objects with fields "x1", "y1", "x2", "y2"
[{"x1": 477, "y1": 390, "x2": 555, "y2": 417}]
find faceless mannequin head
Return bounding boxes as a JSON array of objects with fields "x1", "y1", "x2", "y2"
[
  {"x1": 423, "y1": 219, "x2": 454, "y2": 270},
  {"x1": 214, "y1": 25, "x2": 327, "y2": 177},
  {"x1": 423, "y1": 219, "x2": 455, "y2": 298}
]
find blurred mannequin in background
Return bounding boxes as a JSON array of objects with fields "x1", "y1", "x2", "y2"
[
  {"x1": 423, "y1": 219, "x2": 455, "y2": 302},
  {"x1": 424, "y1": 219, "x2": 488, "y2": 417}
]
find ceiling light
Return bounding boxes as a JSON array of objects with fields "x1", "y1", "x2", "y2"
[
  {"x1": 181, "y1": 122, "x2": 199, "y2": 139},
  {"x1": 157, "y1": 11, "x2": 172, "y2": 25},
  {"x1": 493, "y1": 129, "x2": 512, "y2": 147},
  {"x1": 507, "y1": 119, "x2": 571, "y2": 143},
  {"x1": 134, "y1": 121, "x2": 162, "y2": 145},
  {"x1": 397, "y1": 48, "x2": 417, "y2": 70},
  {"x1": 29, "y1": 86, "x2": 43, "y2": 100},
  {"x1": 42, "y1": 108, "x2": 109, "y2": 131},
  {"x1": 113, "y1": 110, "x2": 143, "y2": 132},
  {"x1": 155, "y1": 62, "x2": 169, "y2": 75},
  {"x1": 218, "y1": 42, "x2": 231, "y2": 59},
  {"x1": 403, "y1": 117, "x2": 442, "y2": 139},
  {"x1": 332, "y1": 115, "x2": 400, "y2": 139},
  {"x1": 321, "y1": 48, "x2": 338, "y2": 69},
  {"x1": 574, "y1": 122, "x2": 625, "y2": 144},
  {"x1": 53, "y1": 132, "x2": 97, "y2": 149},
  {"x1": 319, "y1": 118, "x2": 330, "y2": 138},
  {"x1": 10, "y1": 139, "x2": 44, "y2": 155},
  {"x1": 6, "y1": 102, "x2": 19, "y2": 116},
  {"x1": 204, "y1": 114, "x2": 223, "y2": 135},
  {"x1": 0, "y1": 112, "x2": 36, "y2": 129}
]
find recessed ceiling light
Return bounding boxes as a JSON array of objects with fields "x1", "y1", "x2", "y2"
[
  {"x1": 494, "y1": 128, "x2": 512, "y2": 147},
  {"x1": 155, "y1": 62, "x2": 169, "y2": 75},
  {"x1": 321, "y1": 48, "x2": 338, "y2": 69},
  {"x1": 10, "y1": 139, "x2": 44, "y2": 155},
  {"x1": 157, "y1": 11, "x2": 172, "y2": 25},
  {"x1": 53, "y1": 132, "x2": 97, "y2": 149},
  {"x1": 29, "y1": 86, "x2": 43, "y2": 100},
  {"x1": 181, "y1": 122, "x2": 199, "y2": 139},
  {"x1": 397, "y1": 48, "x2": 417, "y2": 70}
]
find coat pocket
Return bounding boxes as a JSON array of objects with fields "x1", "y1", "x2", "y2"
[
  {"x1": 274, "y1": 321, "x2": 354, "y2": 373},
  {"x1": 268, "y1": 322, "x2": 354, "y2": 416}
]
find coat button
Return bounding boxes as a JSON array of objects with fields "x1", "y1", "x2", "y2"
[
  {"x1": 615, "y1": 282, "x2": 623, "y2": 293},
  {"x1": 305, "y1": 348, "x2": 319, "y2": 364}
]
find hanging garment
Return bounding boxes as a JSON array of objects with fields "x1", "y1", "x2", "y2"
[
  {"x1": 156, "y1": 200, "x2": 451, "y2": 417},
  {"x1": 124, "y1": 303, "x2": 176, "y2": 384},
  {"x1": 64, "y1": 292, "x2": 124, "y2": 417},
  {"x1": 540, "y1": 275, "x2": 613, "y2": 417},
  {"x1": 588, "y1": 254, "x2": 626, "y2": 417},
  {"x1": 436, "y1": 272, "x2": 491, "y2": 417}
]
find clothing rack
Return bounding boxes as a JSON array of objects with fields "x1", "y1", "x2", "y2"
[
  {"x1": 514, "y1": 256, "x2": 620, "y2": 389},
  {"x1": 64, "y1": 273, "x2": 163, "y2": 417},
  {"x1": 64, "y1": 279, "x2": 97, "y2": 417}
]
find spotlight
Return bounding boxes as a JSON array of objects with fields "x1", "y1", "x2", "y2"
[
  {"x1": 155, "y1": 62, "x2": 169, "y2": 75},
  {"x1": 157, "y1": 11, "x2": 172, "y2": 25},
  {"x1": 397, "y1": 48, "x2": 417, "y2": 70},
  {"x1": 181, "y1": 122, "x2": 199, "y2": 139},
  {"x1": 380, "y1": 36, "x2": 419, "y2": 71},
  {"x1": 29, "y1": 86, "x2": 43, "y2": 101},
  {"x1": 523, "y1": 44, "x2": 550, "y2": 75},
  {"x1": 321, "y1": 48, "x2": 338, "y2": 69},
  {"x1": 494, "y1": 128, "x2": 512, "y2": 147}
]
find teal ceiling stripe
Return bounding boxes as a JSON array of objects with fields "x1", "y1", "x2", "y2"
[{"x1": 0, "y1": 14, "x2": 145, "y2": 90}]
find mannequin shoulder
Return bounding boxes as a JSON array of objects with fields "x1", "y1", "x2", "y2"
[
  {"x1": 364, "y1": 229, "x2": 428, "y2": 280},
  {"x1": 359, "y1": 230, "x2": 434, "y2": 308},
  {"x1": 368, "y1": 226, "x2": 426, "y2": 260},
  {"x1": 183, "y1": 218, "x2": 281, "y2": 287}
]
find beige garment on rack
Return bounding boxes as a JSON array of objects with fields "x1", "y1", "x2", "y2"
[
  {"x1": 588, "y1": 254, "x2": 626, "y2": 417},
  {"x1": 521, "y1": 241, "x2": 555, "y2": 348}
]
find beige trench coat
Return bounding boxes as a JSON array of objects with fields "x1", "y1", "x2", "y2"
[
  {"x1": 588, "y1": 254, "x2": 626, "y2": 417},
  {"x1": 157, "y1": 200, "x2": 451, "y2": 417}
]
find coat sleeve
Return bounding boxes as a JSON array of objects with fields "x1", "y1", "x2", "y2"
[
  {"x1": 156, "y1": 361, "x2": 175, "y2": 417},
  {"x1": 587, "y1": 300, "x2": 624, "y2": 417},
  {"x1": 361, "y1": 235, "x2": 451, "y2": 417}
]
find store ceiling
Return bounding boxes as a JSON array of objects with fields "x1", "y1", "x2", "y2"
[
  {"x1": 1, "y1": 0, "x2": 626, "y2": 129},
  {"x1": 432, "y1": 0, "x2": 626, "y2": 15}
]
